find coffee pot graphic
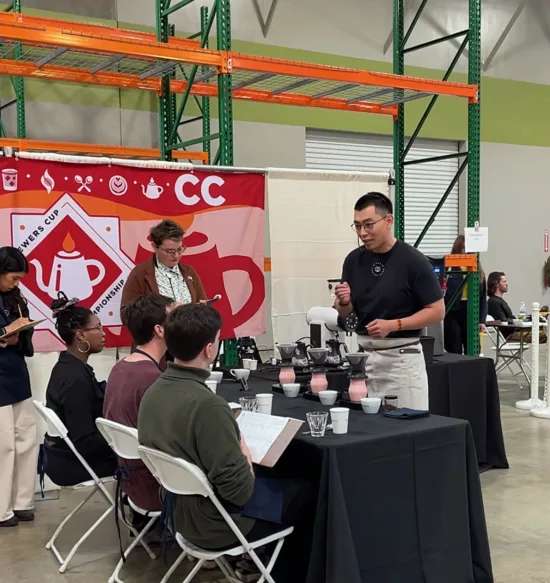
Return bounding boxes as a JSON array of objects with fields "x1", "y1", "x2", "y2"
[
  {"x1": 141, "y1": 178, "x2": 164, "y2": 200},
  {"x1": 31, "y1": 232, "x2": 106, "y2": 301}
]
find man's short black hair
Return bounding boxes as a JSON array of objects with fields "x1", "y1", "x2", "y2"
[
  {"x1": 354, "y1": 192, "x2": 393, "y2": 215},
  {"x1": 165, "y1": 304, "x2": 222, "y2": 362},
  {"x1": 123, "y1": 293, "x2": 174, "y2": 346}
]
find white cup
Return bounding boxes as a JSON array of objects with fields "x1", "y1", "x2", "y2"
[
  {"x1": 205, "y1": 380, "x2": 217, "y2": 394},
  {"x1": 282, "y1": 383, "x2": 300, "y2": 398},
  {"x1": 248, "y1": 359, "x2": 258, "y2": 371},
  {"x1": 230, "y1": 369, "x2": 250, "y2": 381},
  {"x1": 361, "y1": 397, "x2": 381, "y2": 414},
  {"x1": 319, "y1": 390, "x2": 338, "y2": 406},
  {"x1": 209, "y1": 371, "x2": 223, "y2": 383},
  {"x1": 256, "y1": 393, "x2": 273, "y2": 415},
  {"x1": 330, "y1": 407, "x2": 350, "y2": 435},
  {"x1": 242, "y1": 359, "x2": 251, "y2": 369}
]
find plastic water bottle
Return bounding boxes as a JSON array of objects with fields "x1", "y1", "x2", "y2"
[{"x1": 519, "y1": 302, "x2": 527, "y2": 321}]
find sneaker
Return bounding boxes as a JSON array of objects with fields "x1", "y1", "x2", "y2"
[
  {"x1": 0, "y1": 516, "x2": 19, "y2": 527},
  {"x1": 236, "y1": 566, "x2": 261, "y2": 582},
  {"x1": 14, "y1": 510, "x2": 34, "y2": 522}
]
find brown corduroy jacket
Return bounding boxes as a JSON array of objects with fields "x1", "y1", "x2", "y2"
[{"x1": 121, "y1": 256, "x2": 207, "y2": 318}]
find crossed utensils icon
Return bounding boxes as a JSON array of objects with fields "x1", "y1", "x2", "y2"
[{"x1": 75, "y1": 175, "x2": 93, "y2": 193}]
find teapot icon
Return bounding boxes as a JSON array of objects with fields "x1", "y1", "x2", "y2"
[
  {"x1": 142, "y1": 178, "x2": 164, "y2": 200},
  {"x1": 31, "y1": 251, "x2": 106, "y2": 301}
]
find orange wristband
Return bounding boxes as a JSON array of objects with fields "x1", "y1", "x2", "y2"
[{"x1": 397, "y1": 319, "x2": 402, "y2": 331}]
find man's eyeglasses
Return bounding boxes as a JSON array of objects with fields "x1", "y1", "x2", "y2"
[
  {"x1": 160, "y1": 246, "x2": 186, "y2": 256},
  {"x1": 351, "y1": 216, "x2": 388, "y2": 234}
]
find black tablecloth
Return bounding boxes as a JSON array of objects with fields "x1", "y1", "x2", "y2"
[
  {"x1": 427, "y1": 354, "x2": 509, "y2": 471},
  {"x1": 218, "y1": 381, "x2": 494, "y2": 583}
]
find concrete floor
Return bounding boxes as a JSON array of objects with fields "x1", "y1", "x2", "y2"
[{"x1": 2, "y1": 377, "x2": 549, "y2": 583}]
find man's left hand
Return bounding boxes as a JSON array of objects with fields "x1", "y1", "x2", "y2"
[{"x1": 366, "y1": 319, "x2": 397, "y2": 338}]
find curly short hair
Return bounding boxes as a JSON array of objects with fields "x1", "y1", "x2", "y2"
[{"x1": 149, "y1": 220, "x2": 184, "y2": 247}]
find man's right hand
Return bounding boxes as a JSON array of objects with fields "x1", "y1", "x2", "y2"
[{"x1": 334, "y1": 282, "x2": 351, "y2": 306}]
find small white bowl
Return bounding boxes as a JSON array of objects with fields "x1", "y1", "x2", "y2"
[
  {"x1": 319, "y1": 390, "x2": 338, "y2": 406},
  {"x1": 282, "y1": 383, "x2": 300, "y2": 398},
  {"x1": 361, "y1": 397, "x2": 381, "y2": 414}
]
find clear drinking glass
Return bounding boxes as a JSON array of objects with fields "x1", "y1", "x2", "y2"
[
  {"x1": 239, "y1": 397, "x2": 258, "y2": 412},
  {"x1": 306, "y1": 411, "x2": 329, "y2": 437}
]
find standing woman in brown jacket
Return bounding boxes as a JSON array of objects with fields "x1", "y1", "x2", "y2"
[{"x1": 121, "y1": 219, "x2": 207, "y2": 318}]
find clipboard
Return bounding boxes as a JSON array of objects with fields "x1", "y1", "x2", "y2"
[
  {"x1": 0, "y1": 319, "x2": 45, "y2": 339},
  {"x1": 237, "y1": 411, "x2": 303, "y2": 468}
]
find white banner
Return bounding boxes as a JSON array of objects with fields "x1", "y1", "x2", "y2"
[{"x1": 267, "y1": 168, "x2": 389, "y2": 344}]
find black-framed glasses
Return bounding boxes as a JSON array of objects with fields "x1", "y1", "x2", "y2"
[
  {"x1": 351, "y1": 216, "x2": 388, "y2": 234},
  {"x1": 159, "y1": 246, "x2": 186, "y2": 256}
]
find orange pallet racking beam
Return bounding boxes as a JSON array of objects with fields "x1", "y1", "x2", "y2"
[
  {"x1": 0, "y1": 138, "x2": 209, "y2": 162},
  {"x1": 0, "y1": 12, "x2": 224, "y2": 69}
]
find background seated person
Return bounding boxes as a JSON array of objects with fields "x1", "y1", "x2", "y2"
[
  {"x1": 104, "y1": 293, "x2": 175, "y2": 512},
  {"x1": 487, "y1": 272, "x2": 513, "y2": 323},
  {"x1": 44, "y1": 292, "x2": 116, "y2": 486},
  {"x1": 487, "y1": 272, "x2": 546, "y2": 343}
]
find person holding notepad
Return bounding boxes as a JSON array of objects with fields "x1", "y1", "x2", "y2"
[{"x1": 0, "y1": 247, "x2": 38, "y2": 528}]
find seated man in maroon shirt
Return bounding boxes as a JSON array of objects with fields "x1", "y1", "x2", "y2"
[{"x1": 104, "y1": 293, "x2": 175, "y2": 511}]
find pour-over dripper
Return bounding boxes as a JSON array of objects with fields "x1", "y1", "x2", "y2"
[
  {"x1": 308, "y1": 347, "x2": 329, "y2": 367},
  {"x1": 277, "y1": 343, "x2": 297, "y2": 363},
  {"x1": 346, "y1": 353, "x2": 368, "y2": 371}
]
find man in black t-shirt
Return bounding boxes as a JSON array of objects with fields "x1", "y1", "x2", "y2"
[
  {"x1": 487, "y1": 272, "x2": 514, "y2": 322},
  {"x1": 334, "y1": 192, "x2": 444, "y2": 409}
]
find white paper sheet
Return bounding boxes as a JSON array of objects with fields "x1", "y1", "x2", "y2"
[
  {"x1": 237, "y1": 411, "x2": 289, "y2": 464},
  {"x1": 464, "y1": 227, "x2": 489, "y2": 252}
]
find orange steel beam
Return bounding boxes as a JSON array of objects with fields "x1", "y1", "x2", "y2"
[
  {"x1": 229, "y1": 54, "x2": 479, "y2": 103},
  {"x1": 0, "y1": 138, "x2": 208, "y2": 162},
  {"x1": 0, "y1": 60, "x2": 162, "y2": 91},
  {"x1": 445, "y1": 254, "x2": 477, "y2": 271},
  {"x1": 0, "y1": 13, "x2": 224, "y2": 69},
  {"x1": 6, "y1": 14, "x2": 200, "y2": 48},
  {"x1": 170, "y1": 80, "x2": 399, "y2": 115},
  {"x1": 0, "y1": 60, "x2": 398, "y2": 115}
]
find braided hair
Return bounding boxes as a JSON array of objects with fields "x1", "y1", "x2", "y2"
[{"x1": 50, "y1": 292, "x2": 93, "y2": 346}]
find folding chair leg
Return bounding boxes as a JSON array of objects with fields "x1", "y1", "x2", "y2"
[
  {"x1": 159, "y1": 549, "x2": 188, "y2": 583},
  {"x1": 247, "y1": 549, "x2": 277, "y2": 583},
  {"x1": 109, "y1": 515, "x2": 158, "y2": 583},
  {"x1": 181, "y1": 558, "x2": 205, "y2": 583},
  {"x1": 216, "y1": 557, "x2": 239, "y2": 583},
  {"x1": 46, "y1": 486, "x2": 98, "y2": 552},
  {"x1": 256, "y1": 539, "x2": 286, "y2": 583},
  {"x1": 123, "y1": 520, "x2": 156, "y2": 560},
  {"x1": 59, "y1": 506, "x2": 114, "y2": 573}
]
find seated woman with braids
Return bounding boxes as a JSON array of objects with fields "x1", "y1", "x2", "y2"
[{"x1": 44, "y1": 292, "x2": 116, "y2": 486}]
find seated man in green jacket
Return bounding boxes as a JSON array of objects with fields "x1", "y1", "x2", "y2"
[{"x1": 138, "y1": 303, "x2": 256, "y2": 550}]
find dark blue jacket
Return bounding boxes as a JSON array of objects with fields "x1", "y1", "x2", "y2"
[{"x1": 0, "y1": 293, "x2": 34, "y2": 407}]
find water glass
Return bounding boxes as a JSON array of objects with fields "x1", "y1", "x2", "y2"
[
  {"x1": 306, "y1": 411, "x2": 329, "y2": 438},
  {"x1": 239, "y1": 396, "x2": 258, "y2": 412}
]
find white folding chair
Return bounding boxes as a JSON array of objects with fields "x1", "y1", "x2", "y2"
[
  {"x1": 96, "y1": 418, "x2": 163, "y2": 583},
  {"x1": 32, "y1": 401, "x2": 155, "y2": 573},
  {"x1": 138, "y1": 445, "x2": 294, "y2": 583}
]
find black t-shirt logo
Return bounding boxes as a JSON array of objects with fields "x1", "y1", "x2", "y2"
[{"x1": 372, "y1": 262, "x2": 385, "y2": 277}]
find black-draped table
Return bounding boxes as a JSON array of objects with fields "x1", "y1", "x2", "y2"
[
  {"x1": 248, "y1": 354, "x2": 509, "y2": 471},
  {"x1": 217, "y1": 381, "x2": 494, "y2": 583},
  {"x1": 427, "y1": 354, "x2": 508, "y2": 471}
]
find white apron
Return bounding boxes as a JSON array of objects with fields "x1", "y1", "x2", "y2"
[{"x1": 356, "y1": 337, "x2": 429, "y2": 410}]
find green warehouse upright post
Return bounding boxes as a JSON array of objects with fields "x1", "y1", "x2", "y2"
[
  {"x1": 467, "y1": 0, "x2": 482, "y2": 357},
  {"x1": 392, "y1": 0, "x2": 481, "y2": 356}
]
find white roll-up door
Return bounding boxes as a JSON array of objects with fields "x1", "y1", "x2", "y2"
[{"x1": 305, "y1": 129, "x2": 460, "y2": 255}]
